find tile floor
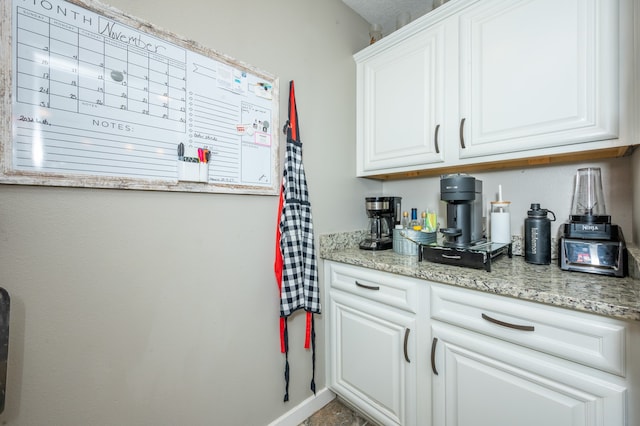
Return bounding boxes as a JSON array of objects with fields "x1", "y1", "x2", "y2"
[{"x1": 299, "y1": 398, "x2": 375, "y2": 426}]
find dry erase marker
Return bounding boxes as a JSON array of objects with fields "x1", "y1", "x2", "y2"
[{"x1": 178, "y1": 143, "x2": 185, "y2": 161}]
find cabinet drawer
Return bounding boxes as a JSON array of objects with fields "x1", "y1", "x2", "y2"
[
  {"x1": 327, "y1": 262, "x2": 419, "y2": 313},
  {"x1": 430, "y1": 283, "x2": 627, "y2": 375}
]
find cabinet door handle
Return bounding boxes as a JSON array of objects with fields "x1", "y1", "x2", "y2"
[
  {"x1": 355, "y1": 281, "x2": 380, "y2": 291},
  {"x1": 459, "y1": 117, "x2": 466, "y2": 149},
  {"x1": 481, "y1": 313, "x2": 535, "y2": 332},
  {"x1": 434, "y1": 124, "x2": 440, "y2": 154},
  {"x1": 431, "y1": 337, "x2": 439, "y2": 375},
  {"x1": 403, "y1": 328, "x2": 411, "y2": 363}
]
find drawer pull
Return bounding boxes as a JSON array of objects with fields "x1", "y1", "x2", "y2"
[
  {"x1": 355, "y1": 281, "x2": 380, "y2": 291},
  {"x1": 459, "y1": 117, "x2": 466, "y2": 149},
  {"x1": 431, "y1": 337, "x2": 439, "y2": 375},
  {"x1": 442, "y1": 254, "x2": 462, "y2": 260},
  {"x1": 434, "y1": 124, "x2": 440, "y2": 154},
  {"x1": 404, "y1": 328, "x2": 411, "y2": 363},
  {"x1": 482, "y1": 313, "x2": 535, "y2": 332}
]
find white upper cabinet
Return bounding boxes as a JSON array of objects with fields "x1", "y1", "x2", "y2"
[
  {"x1": 356, "y1": 18, "x2": 448, "y2": 176},
  {"x1": 355, "y1": 0, "x2": 634, "y2": 177},
  {"x1": 457, "y1": 0, "x2": 618, "y2": 159}
]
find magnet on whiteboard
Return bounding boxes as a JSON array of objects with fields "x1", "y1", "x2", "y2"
[{"x1": 110, "y1": 70, "x2": 124, "y2": 82}]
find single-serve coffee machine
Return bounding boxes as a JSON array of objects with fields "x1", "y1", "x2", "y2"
[
  {"x1": 440, "y1": 174, "x2": 484, "y2": 247},
  {"x1": 360, "y1": 196, "x2": 402, "y2": 250}
]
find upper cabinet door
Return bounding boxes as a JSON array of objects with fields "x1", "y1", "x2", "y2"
[
  {"x1": 356, "y1": 23, "x2": 447, "y2": 176},
  {"x1": 457, "y1": 0, "x2": 619, "y2": 159}
]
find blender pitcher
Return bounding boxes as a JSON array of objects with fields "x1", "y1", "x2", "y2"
[{"x1": 570, "y1": 167, "x2": 607, "y2": 222}]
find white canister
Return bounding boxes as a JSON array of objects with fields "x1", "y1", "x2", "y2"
[{"x1": 490, "y1": 201, "x2": 511, "y2": 244}]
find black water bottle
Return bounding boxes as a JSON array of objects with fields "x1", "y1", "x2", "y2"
[{"x1": 525, "y1": 203, "x2": 556, "y2": 265}]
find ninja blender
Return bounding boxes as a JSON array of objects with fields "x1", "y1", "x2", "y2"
[{"x1": 559, "y1": 167, "x2": 627, "y2": 277}]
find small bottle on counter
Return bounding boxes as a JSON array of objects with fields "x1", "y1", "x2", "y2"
[
  {"x1": 409, "y1": 208, "x2": 421, "y2": 231},
  {"x1": 427, "y1": 209, "x2": 437, "y2": 232},
  {"x1": 421, "y1": 211, "x2": 428, "y2": 231},
  {"x1": 490, "y1": 185, "x2": 511, "y2": 244},
  {"x1": 401, "y1": 211, "x2": 410, "y2": 229},
  {"x1": 490, "y1": 201, "x2": 511, "y2": 243}
]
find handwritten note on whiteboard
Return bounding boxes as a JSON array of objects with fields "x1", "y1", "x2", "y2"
[{"x1": 0, "y1": 0, "x2": 280, "y2": 194}]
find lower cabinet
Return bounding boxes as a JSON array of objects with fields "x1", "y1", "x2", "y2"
[
  {"x1": 430, "y1": 322, "x2": 627, "y2": 426},
  {"x1": 329, "y1": 291, "x2": 417, "y2": 425},
  {"x1": 429, "y1": 282, "x2": 639, "y2": 426},
  {"x1": 324, "y1": 261, "x2": 639, "y2": 426},
  {"x1": 325, "y1": 261, "x2": 428, "y2": 426}
]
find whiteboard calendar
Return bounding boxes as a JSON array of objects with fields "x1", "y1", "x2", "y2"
[{"x1": 0, "y1": 0, "x2": 280, "y2": 194}]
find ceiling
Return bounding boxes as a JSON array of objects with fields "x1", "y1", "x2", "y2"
[{"x1": 342, "y1": 0, "x2": 436, "y2": 36}]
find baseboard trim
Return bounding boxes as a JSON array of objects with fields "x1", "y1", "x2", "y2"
[{"x1": 267, "y1": 387, "x2": 336, "y2": 426}]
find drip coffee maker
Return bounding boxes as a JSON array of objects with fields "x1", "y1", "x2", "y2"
[
  {"x1": 559, "y1": 168, "x2": 627, "y2": 277},
  {"x1": 359, "y1": 196, "x2": 401, "y2": 250}
]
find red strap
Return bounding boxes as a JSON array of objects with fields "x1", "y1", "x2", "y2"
[
  {"x1": 304, "y1": 312, "x2": 312, "y2": 349},
  {"x1": 280, "y1": 317, "x2": 286, "y2": 353},
  {"x1": 288, "y1": 81, "x2": 298, "y2": 141},
  {"x1": 274, "y1": 179, "x2": 284, "y2": 289},
  {"x1": 275, "y1": 180, "x2": 285, "y2": 352}
]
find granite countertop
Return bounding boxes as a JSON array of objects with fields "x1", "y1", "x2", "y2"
[{"x1": 319, "y1": 231, "x2": 640, "y2": 321}]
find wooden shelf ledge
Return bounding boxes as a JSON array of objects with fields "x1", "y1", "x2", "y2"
[{"x1": 362, "y1": 146, "x2": 637, "y2": 181}]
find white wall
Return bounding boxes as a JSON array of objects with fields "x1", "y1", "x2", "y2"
[
  {"x1": 382, "y1": 157, "x2": 634, "y2": 244},
  {"x1": 0, "y1": 0, "x2": 376, "y2": 425}
]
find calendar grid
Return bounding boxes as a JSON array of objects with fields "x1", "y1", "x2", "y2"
[{"x1": 16, "y1": 6, "x2": 187, "y2": 128}]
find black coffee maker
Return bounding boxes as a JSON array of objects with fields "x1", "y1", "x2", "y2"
[
  {"x1": 360, "y1": 196, "x2": 402, "y2": 250},
  {"x1": 439, "y1": 174, "x2": 484, "y2": 248}
]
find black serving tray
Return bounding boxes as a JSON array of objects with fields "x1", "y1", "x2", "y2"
[{"x1": 420, "y1": 242, "x2": 512, "y2": 272}]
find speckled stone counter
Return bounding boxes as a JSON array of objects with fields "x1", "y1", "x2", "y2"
[{"x1": 319, "y1": 231, "x2": 640, "y2": 321}]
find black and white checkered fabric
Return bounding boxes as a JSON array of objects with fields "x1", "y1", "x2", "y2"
[{"x1": 278, "y1": 138, "x2": 320, "y2": 318}]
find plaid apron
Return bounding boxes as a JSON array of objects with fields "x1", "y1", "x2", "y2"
[{"x1": 275, "y1": 81, "x2": 320, "y2": 402}]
